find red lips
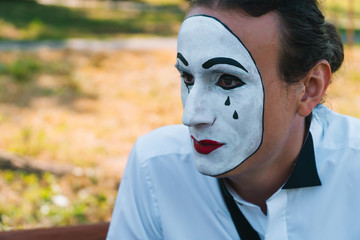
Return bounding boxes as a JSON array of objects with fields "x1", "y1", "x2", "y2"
[{"x1": 191, "y1": 136, "x2": 224, "y2": 154}]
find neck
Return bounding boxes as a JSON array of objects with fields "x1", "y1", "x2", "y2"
[{"x1": 225, "y1": 117, "x2": 306, "y2": 215}]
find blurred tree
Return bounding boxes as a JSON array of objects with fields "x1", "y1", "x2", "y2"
[{"x1": 347, "y1": 0, "x2": 354, "y2": 46}]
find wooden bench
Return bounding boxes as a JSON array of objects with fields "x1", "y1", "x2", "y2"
[{"x1": 0, "y1": 222, "x2": 110, "y2": 240}]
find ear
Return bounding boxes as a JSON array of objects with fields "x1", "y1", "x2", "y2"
[{"x1": 297, "y1": 60, "x2": 331, "y2": 117}]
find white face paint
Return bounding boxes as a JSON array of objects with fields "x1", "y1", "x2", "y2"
[{"x1": 177, "y1": 15, "x2": 264, "y2": 176}]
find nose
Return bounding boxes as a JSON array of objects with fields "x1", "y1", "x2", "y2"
[{"x1": 182, "y1": 86, "x2": 215, "y2": 128}]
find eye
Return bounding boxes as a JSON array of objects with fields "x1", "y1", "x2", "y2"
[
  {"x1": 180, "y1": 71, "x2": 194, "y2": 87},
  {"x1": 216, "y1": 74, "x2": 245, "y2": 90}
]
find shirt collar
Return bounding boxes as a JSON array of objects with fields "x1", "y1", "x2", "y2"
[{"x1": 282, "y1": 114, "x2": 322, "y2": 189}]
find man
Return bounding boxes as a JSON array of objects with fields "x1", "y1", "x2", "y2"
[{"x1": 107, "y1": 0, "x2": 360, "y2": 239}]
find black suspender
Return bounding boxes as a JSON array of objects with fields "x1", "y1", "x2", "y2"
[{"x1": 218, "y1": 178, "x2": 261, "y2": 240}]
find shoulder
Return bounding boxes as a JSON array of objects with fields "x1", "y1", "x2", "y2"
[
  {"x1": 311, "y1": 105, "x2": 360, "y2": 150},
  {"x1": 311, "y1": 105, "x2": 360, "y2": 187},
  {"x1": 134, "y1": 124, "x2": 192, "y2": 161}
]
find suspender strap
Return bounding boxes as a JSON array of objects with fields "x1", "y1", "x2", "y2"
[{"x1": 218, "y1": 178, "x2": 261, "y2": 240}]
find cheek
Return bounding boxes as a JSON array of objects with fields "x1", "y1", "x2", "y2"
[
  {"x1": 261, "y1": 80, "x2": 294, "y2": 144},
  {"x1": 230, "y1": 87, "x2": 262, "y2": 118},
  {"x1": 210, "y1": 94, "x2": 232, "y2": 118},
  {"x1": 180, "y1": 83, "x2": 189, "y2": 109},
  {"x1": 224, "y1": 88, "x2": 263, "y2": 138}
]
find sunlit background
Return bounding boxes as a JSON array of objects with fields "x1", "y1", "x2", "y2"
[{"x1": 0, "y1": 0, "x2": 359, "y2": 231}]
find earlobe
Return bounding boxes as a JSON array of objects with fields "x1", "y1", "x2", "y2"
[{"x1": 297, "y1": 60, "x2": 331, "y2": 117}]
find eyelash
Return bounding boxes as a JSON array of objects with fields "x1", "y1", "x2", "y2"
[
  {"x1": 216, "y1": 74, "x2": 245, "y2": 90},
  {"x1": 180, "y1": 71, "x2": 245, "y2": 90},
  {"x1": 180, "y1": 71, "x2": 194, "y2": 88}
]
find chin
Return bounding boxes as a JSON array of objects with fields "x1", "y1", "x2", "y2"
[
  {"x1": 193, "y1": 156, "x2": 234, "y2": 177},
  {"x1": 194, "y1": 158, "x2": 221, "y2": 176},
  {"x1": 193, "y1": 152, "x2": 250, "y2": 177}
]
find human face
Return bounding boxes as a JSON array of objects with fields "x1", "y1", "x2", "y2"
[
  {"x1": 177, "y1": 7, "x2": 306, "y2": 179},
  {"x1": 176, "y1": 15, "x2": 264, "y2": 176}
]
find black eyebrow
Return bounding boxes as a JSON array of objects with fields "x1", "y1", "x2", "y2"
[
  {"x1": 202, "y1": 57, "x2": 248, "y2": 73},
  {"x1": 177, "y1": 52, "x2": 189, "y2": 66}
]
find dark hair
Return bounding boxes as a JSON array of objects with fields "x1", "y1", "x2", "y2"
[{"x1": 187, "y1": 0, "x2": 344, "y2": 84}]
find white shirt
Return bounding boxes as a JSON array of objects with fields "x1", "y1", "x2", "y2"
[{"x1": 107, "y1": 105, "x2": 360, "y2": 240}]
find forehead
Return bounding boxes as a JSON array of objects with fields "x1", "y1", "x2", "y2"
[
  {"x1": 185, "y1": 7, "x2": 280, "y2": 74},
  {"x1": 177, "y1": 15, "x2": 253, "y2": 67}
]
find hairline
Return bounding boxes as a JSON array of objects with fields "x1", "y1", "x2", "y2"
[{"x1": 187, "y1": 4, "x2": 291, "y2": 85}]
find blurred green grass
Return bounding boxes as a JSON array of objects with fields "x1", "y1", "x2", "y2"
[
  {"x1": 0, "y1": 0, "x2": 359, "y2": 41},
  {"x1": 0, "y1": 170, "x2": 116, "y2": 230},
  {"x1": 0, "y1": 0, "x2": 186, "y2": 40},
  {"x1": 0, "y1": 49, "x2": 183, "y2": 230},
  {"x1": 0, "y1": 53, "x2": 92, "y2": 108}
]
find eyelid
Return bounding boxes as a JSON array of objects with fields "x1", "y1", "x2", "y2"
[
  {"x1": 216, "y1": 74, "x2": 245, "y2": 90},
  {"x1": 205, "y1": 65, "x2": 248, "y2": 77},
  {"x1": 174, "y1": 64, "x2": 189, "y2": 73}
]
